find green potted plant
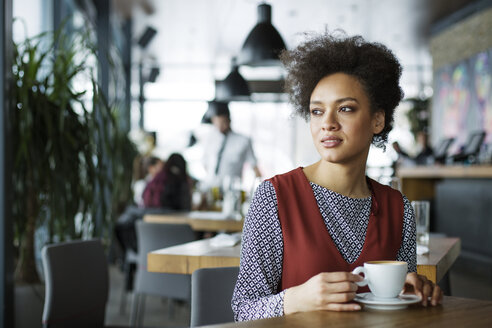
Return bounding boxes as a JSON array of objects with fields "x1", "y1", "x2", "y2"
[
  {"x1": 406, "y1": 97, "x2": 430, "y2": 139},
  {"x1": 11, "y1": 22, "x2": 136, "y2": 284}
]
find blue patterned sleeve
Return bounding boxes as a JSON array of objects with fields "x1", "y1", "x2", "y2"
[
  {"x1": 231, "y1": 180, "x2": 285, "y2": 321},
  {"x1": 396, "y1": 195, "x2": 417, "y2": 272}
]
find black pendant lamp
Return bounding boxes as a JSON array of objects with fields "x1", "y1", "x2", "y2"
[
  {"x1": 215, "y1": 57, "x2": 251, "y2": 101},
  {"x1": 238, "y1": 3, "x2": 286, "y2": 66}
]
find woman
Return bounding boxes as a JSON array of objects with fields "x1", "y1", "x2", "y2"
[
  {"x1": 159, "y1": 153, "x2": 192, "y2": 210},
  {"x1": 143, "y1": 153, "x2": 192, "y2": 210},
  {"x1": 133, "y1": 156, "x2": 163, "y2": 207},
  {"x1": 232, "y1": 32, "x2": 442, "y2": 321}
]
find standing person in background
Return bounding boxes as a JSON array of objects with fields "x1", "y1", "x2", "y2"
[
  {"x1": 201, "y1": 100, "x2": 261, "y2": 188},
  {"x1": 232, "y1": 31, "x2": 442, "y2": 321}
]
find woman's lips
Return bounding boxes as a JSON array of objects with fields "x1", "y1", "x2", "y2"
[{"x1": 321, "y1": 136, "x2": 342, "y2": 148}]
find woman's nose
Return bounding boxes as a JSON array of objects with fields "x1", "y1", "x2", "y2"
[{"x1": 322, "y1": 111, "x2": 340, "y2": 131}]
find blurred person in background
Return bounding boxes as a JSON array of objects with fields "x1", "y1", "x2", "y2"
[
  {"x1": 393, "y1": 131, "x2": 434, "y2": 166},
  {"x1": 142, "y1": 152, "x2": 192, "y2": 210},
  {"x1": 201, "y1": 100, "x2": 261, "y2": 188},
  {"x1": 133, "y1": 156, "x2": 164, "y2": 207},
  {"x1": 197, "y1": 101, "x2": 262, "y2": 211},
  {"x1": 114, "y1": 154, "x2": 163, "y2": 275},
  {"x1": 159, "y1": 153, "x2": 193, "y2": 210}
]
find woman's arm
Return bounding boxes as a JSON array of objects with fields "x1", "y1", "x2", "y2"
[
  {"x1": 232, "y1": 181, "x2": 364, "y2": 320},
  {"x1": 283, "y1": 272, "x2": 362, "y2": 313},
  {"x1": 231, "y1": 181, "x2": 286, "y2": 321},
  {"x1": 396, "y1": 195, "x2": 417, "y2": 272}
]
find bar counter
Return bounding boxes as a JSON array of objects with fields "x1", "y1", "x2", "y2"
[
  {"x1": 396, "y1": 164, "x2": 492, "y2": 201},
  {"x1": 397, "y1": 164, "x2": 492, "y2": 280}
]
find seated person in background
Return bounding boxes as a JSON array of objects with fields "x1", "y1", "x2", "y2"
[
  {"x1": 414, "y1": 131, "x2": 434, "y2": 164},
  {"x1": 393, "y1": 131, "x2": 433, "y2": 165},
  {"x1": 143, "y1": 153, "x2": 192, "y2": 210},
  {"x1": 392, "y1": 141, "x2": 410, "y2": 158},
  {"x1": 232, "y1": 32, "x2": 441, "y2": 321},
  {"x1": 133, "y1": 156, "x2": 164, "y2": 207},
  {"x1": 116, "y1": 155, "x2": 163, "y2": 256},
  {"x1": 159, "y1": 153, "x2": 192, "y2": 210}
]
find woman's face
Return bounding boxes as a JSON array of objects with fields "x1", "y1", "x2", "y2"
[
  {"x1": 148, "y1": 160, "x2": 164, "y2": 177},
  {"x1": 309, "y1": 73, "x2": 384, "y2": 166}
]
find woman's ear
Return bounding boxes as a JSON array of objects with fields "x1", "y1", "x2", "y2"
[{"x1": 372, "y1": 111, "x2": 385, "y2": 134}]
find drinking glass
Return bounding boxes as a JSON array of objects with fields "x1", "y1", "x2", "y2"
[
  {"x1": 411, "y1": 200, "x2": 430, "y2": 247},
  {"x1": 222, "y1": 176, "x2": 242, "y2": 219}
]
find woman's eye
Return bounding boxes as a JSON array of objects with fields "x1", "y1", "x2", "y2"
[
  {"x1": 310, "y1": 109, "x2": 322, "y2": 116},
  {"x1": 339, "y1": 106, "x2": 353, "y2": 112}
]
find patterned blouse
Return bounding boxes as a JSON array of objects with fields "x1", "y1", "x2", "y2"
[{"x1": 232, "y1": 180, "x2": 417, "y2": 321}]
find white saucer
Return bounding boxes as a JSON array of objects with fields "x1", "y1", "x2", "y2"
[{"x1": 354, "y1": 293, "x2": 422, "y2": 310}]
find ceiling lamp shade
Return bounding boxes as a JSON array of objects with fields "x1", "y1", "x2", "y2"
[
  {"x1": 215, "y1": 58, "x2": 251, "y2": 101},
  {"x1": 137, "y1": 26, "x2": 157, "y2": 48},
  {"x1": 147, "y1": 66, "x2": 160, "y2": 83},
  {"x1": 238, "y1": 3, "x2": 286, "y2": 67}
]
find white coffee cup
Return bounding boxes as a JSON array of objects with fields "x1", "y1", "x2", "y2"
[{"x1": 351, "y1": 261, "x2": 408, "y2": 298}]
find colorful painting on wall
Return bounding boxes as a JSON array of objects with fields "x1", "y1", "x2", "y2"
[
  {"x1": 473, "y1": 51, "x2": 492, "y2": 142},
  {"x1": 432, "y1": 49, "x2": 492, "y2": 153}
]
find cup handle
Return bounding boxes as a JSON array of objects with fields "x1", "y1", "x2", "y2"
[{"x1": 351, "y1": 266, "x2": 368, "y2": 287}]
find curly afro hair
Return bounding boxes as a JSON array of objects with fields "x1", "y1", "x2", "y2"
[{"x1": 280, "y1": 31, "x2": 404, "y2": 149}]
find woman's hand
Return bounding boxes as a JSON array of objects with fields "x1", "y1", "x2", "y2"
[
  {"x1": 402, "y1": 272, "x2": 443, "y2": 306},
  {"x1": 283, "y1": 272, "x2": 363, "y2": 314}
]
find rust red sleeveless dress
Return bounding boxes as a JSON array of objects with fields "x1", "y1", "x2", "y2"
[{"x1": 268, "y1": 167, "x2": 404, "y2": 292}]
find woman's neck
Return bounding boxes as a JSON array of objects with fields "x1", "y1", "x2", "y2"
[{"x1": 303, "y1": 161, "x2": 370, "y2": 199}]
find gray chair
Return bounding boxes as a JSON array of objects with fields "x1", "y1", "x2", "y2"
[
  {"x1": 120, "y1": 248, "x2": 139, "y2": 314},
  {"x1": 41, "y1": 239, "x2": 125, "y2": 328},
  {"x1": 130, "y1": 221, "x2": 196, "y2": 327},
  {"x1": 190, "y1": 266, "x2": 239, "y2": 327}
]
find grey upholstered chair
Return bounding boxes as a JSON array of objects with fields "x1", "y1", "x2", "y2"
[
  {"x1": 41, "y1": 239, "x2": 125, "y2": 328},
  {"x1": 130, "y1": 221, "x2": 196, "y2": 327},
  {"x1": 190, "y1": 266, "x2": 239, "y2": 327}
]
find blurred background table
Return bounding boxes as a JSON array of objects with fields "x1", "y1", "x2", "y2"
[
  {"x1": 148, "y1": 236, "x2": 461, "y2": 284},
  {"x1": 144, "y1": 211, "x2": 244, "y2": 232},
  {"x1": 148, "y1": 237, "x2": 240, "y2": 274}
]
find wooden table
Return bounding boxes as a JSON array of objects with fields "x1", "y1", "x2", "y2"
[
  {"x1": 148, "y1": 237, "x2": 240, "y2": 275},
  {"x1": 204, "y1": 296, "x2": 492, "y2": 328},
  {"x1": 144, "y1": 211, "x2": 244, "y2": 232},
  {"x1": 148, "y1": 237, "x2": 461, "y2": 283},
  {"x1": 417, "y1": 237, "x2": 461, "y2": 283}
]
